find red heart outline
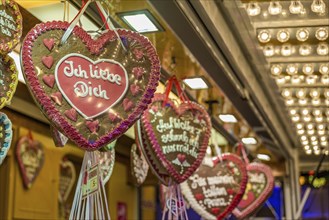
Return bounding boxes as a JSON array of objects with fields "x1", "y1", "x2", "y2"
[
  {"x1": 233, "y1": 162, "x2": 274, "y2": 219},
  {"x1": 141, "y1": 93, "x2": 211, "y2": 183},
  {"x1": 180, "y1": 154, "x2": 248, "y2": 220},
  {"x1": 21, "y1": 21, "x2": 160, "y2": 150}
]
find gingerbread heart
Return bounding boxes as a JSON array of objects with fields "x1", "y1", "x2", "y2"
[
  {"x1": 180, "y1": 154, "x2": 248, "y2": 220},
  {"x1": 130, "y1": 143, "x2": 149, "y2": 185},
  {"x1": 15, "y1": 136, "x2": 45, "y2": 188},
  {"x1": 0, "y1": 0, "x2": 22, "y2": 54},
  {"x1": 233, "y1": 162, "x2": 274, "y2": 219},
  {"x1": 97, "y1": 145, "x2": 115, "y2": 185},
  {"x1": 0, "y1": 112, "x2": 12, "y2": 165},
  {"x1": 0, "y1": 55, "x2": 18, "y2": 109},
  {"x1": 21, "y1": 21, "x2": 160, "y2": 150},
  {"x1": 59, "y1": 158, "x2": 76, "y2": 203},
  {"x1": 141, "y1": 93, "x2": 211, "y2": 183}
]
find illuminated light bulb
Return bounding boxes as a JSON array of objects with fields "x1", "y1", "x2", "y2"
[
  {"x1": 310, "y1": 89, "x2": 320, "y2": 98},
  {"x1": 307, "y1": 129, "x2": 315, "y2": 135},
  {"x1": 281, "y1": 44, "x2": 293, "y2": 56},
  {"x1": 276, "y1": 76, "x2": 287, "y2": 85},
  {"x1": 313, "y1": 109, "x2": 322, "y2": 116},
  {"x1": 311, "y1": 0, "x2": 326, "y2": 14},
  {"x1": 291, "y1": 75, "x2": 302, "y2": 84},
  {"x1": 321, "y1": 141, "x2": 328, "y2": 146},
  {"x1": 317, "y1": 43, "x2": 329, "y2": 56},
  {"x1": 302, "y1": 64, "x2": 314, "y2": 75},
  {"x1": 299, "y1": 98, "x2": 308, "y2": 105},
  {"x1": 264, "y1": 45, "x2": 275, "y2": 57},
  {"x1": 326, "y1": 109, "x2": 329, "y2": 116},
  {"x1": 314, "y1": 150, "x2": 321, "y2": 155},
  {"x1": 325, "y1": 150, "x2": 329, "y2": 155},
  {"x1": 306, "y1": 149, "x2": 312, "y2": 155},
  {"x1": 312, "y1": 98, "x2": 321, "y2": 106},
  {"x1": 286, "y1": 64, "x2": 298, "y2": 75},
  {"x1": 311, "y1": 136, "x2": 317, "y2": 141},
  {"x1": 301, "y1": 135, "x2": 308, "y2": 141},
  {"x1": 286, "y1": 98, "x2": 295, "y2": 105},
  {"x1": 315, "y1": 115, "x2": 323, "y2": 122},
  {"x1": 306, "y1": 75, "x2": 317, "y2": 84},
  {"x1": 298, "y1": 129, "x2": 305, "y2": 135},
  {"x1": 325, "y1": 99, "x2": 329, "y2": 106},
  {"x1": 296, "y1": 89, "x2": 306, "y2": 98},
  {"x1": 302, "y1": 140, "x2": 309, "y2": 145},
  {"x1": 289, "y1": 1, "x2": 304, "y2": 14},
  {"x1": 304, "y1": 145, "x2": 310, "y2": 150},
  {"x1": 247, "y1": 2, "x2": 261, "y2": 16},
  {"x1": 282, "y1": 89, "x2": 292, "y2": 97},
  {"x1": 258, "y1": 30, "x2": 271, "y2": 43},
  {"x1": 320, "y1": 136, "x2": 327, "y2": 142},
  {"x1": 318, "y1": 130, "x2": 325, "y2": 135},
  {"x1": 319, "y1": 63, "x2": 329, "y2": 74},
  {"x1": 299, "y1": 44, "x2": 312, "y2": 56},
  {"x1": 271, "y1": 64, "x2": 282, "y2": 75},
  {"x1": 315, "y1": 27, "x2": 328, "y2": 41},
  {"x1": 321, "y1": 75, "x2": 329, "y2": 84},
  {"x1": 313, "y1": 145, "x2": 319, "y2": 150},
  {"x1": 268, "y1": 2, "x2": 283, "y2": 15},
  {"x1": 303, "y1": 115, "x2": 311, "y2": 122},
  {"x1": 277, "y1": 29, "x2": 290, "y2": 42},
  {"x1": 296, "y1": 28, "x2": 309, "y2": 41},
  {"x1": 296, "y1": 123, "x2": 303, "y2": 129},
  {"x1": 292, "y1": 115, "x2": 300, "y2": 122},
  {"x1": 290, "y1": 109, "x2": 297, "y2": 115},
  {"x1": 317, "y1": 124, "x2": 325, "y2": 130},
  {"x1": 307, "y1": 124, "x2": 314, "y2": 130},
  {"x1": 301, "y1": 109, "x2": 309, "y2": 115},
  {"x1": 324, "y1": 89, "x2": 329, "y2": 98}
]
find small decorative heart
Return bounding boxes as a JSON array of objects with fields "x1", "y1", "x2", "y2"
[
  {"x1": 180, "y1": 154, "x2": 248, "y2": 220},
  {"x1": 0, "y1": 55, "x2": 18, "y2": 109},
  {"x1": 233, "y1": 162, "x2": 274, "y2": 219},
  {"x1": 0, "y1": 112, "x2": 12, "y2": 165},
  {"x1": 97, "y1": 144, "x2": 115, "y2": 185},
  {"x1": 130, "y1": 143, "x2": 149, "y2": 185},
  {"x1": 59, "y1": 158, "x2": 76, "y2": 203},
  {"x1": 15, "y1": 135, "x2": 45, "y2": 188},
  {"x1": 21, "y1": 21, "x2": 160, "y2": 150},
  {"x1": 50, "y1": 126, "x2": 68, "y2": 147},
  {"x1": 141, "y1": 93, "x2": 211, "y2": 183},
  {"x1": 166, "y1": 198, "x2": 185, "y2": 216},
  {"x1": 0, "y1": 0, "x2": 23, "y2": 54}
]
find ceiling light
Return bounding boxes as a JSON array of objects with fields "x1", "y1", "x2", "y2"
[
  {"x1": 264, "y1": 45, "x2": 275, "y2": 57},
  {"x1": 290, "y1": 109, "x2": 297, "y2": 115},
  {"x1": 321, "y1": 75, "x2": 329, "y2": 84},
  {"x1": 183, "y1": 77, "x2": 209, "y2": 90},
  {"x1": 258, "y1": 30, "x2": 271, "y2": 43},
  {"x1": 311, "y1": 0, "x2": 326, "y2": 14},
  {"x1": 301, "y1": 135, "x2": 308, "y2": 141},
  {"x1": 303, "y1": 115, "x2": 311, "y2": 122},
  {"x1": 241, "y1": 137, "x2": 257, "y2": 145},
  {"x1": 286, "y1": 98, "x2": 295, "y2": 105},
  {"x1": 292, "y1": 115, "x2": 300, "y2": 122},
  {"x1": 318, "y1": 129, "x2": 325, "y2": 134},
  {"x1": 282, "y1": 89, "x2": 292, "y2": 97},
  {"x1": 320, "y1": 136, "x2": 327, "y2": 142},
  {"x1": 286, "y1": 64, "x2": 298, "y2": 75},
  {"x1": 302, "y1": 140, "x2": 309, "y2": 145},
  {"x1": 302, "y1": 64, "x2": 314, "y2": 75},
  {"x1": 314, "y1": 149, "x2": 321, "y2": 155},
  {"x1": 311, "y1": 136, "x2": 317, "y2": 141},
  {"x1": 319, "y1": 63, "x2": 329, "y2": 74},
  {"x1": 306, "y1": 75, "x2": 317, "y2": 84},
  {"x1": 317, "y1": 43, "x2": 329, "y2": 55},
  {"x1": 310, "y1": 89, "x2": 320, "y2": 98},
  {"x1": 301, "y1": 109, "x2": 309, "y2": 115},
  {"x1": 218, "y1": 114, "x2": 238, "y2": 123},
  {"x1": 313, "y1": 109, "x2": 322, "y2": 116},
  {"x1": 313, "y1": 145, "x2": 319, "y2": 151},
  {"x1": 268, "y1": 2, "x2": 283, "y2": 15},
  {"x1": 276, "y1": 76, "x2": 287, "y2": 85},
  {"x1": 304, "y1": 145, "x2": 310, "y2": 150},
  {"x1": 297, "y1": 123, "x2": 304, "y2": 129},
  {"x1": 317, "y1": 124, "x2": 325, "y2": 130},
  {"x1": 296, "y1": 89, "x2": 306, "y2": 98},
  {"x1": 281, "y1": 44, "x2": 293, "y2": 56},
  {"x1": 289, "y1": 1, "x2": 305, "y2": 14},
  {"x1": 299, "y1": 98, "x2": 308, "y2": 105},
  {"x1": 307, "y1": 129, "x2": 315, "y2": 135},
  {"x1": 312, "y1": 98, "x2": 321, "y2": 106},
  {"x1": 321, "y1": 141, "x2": 328, "y2": 146},
  {"x1": 256, "y1": 154, "x2": 271, "y2": 161},
  {"x1": 315, "y1": 115, "x2": 323, "y2": 122},
  {"x1": 324, "y1": 89, "x2": 329, "y2": 98},
  {"x1": 298, "y1": 129, "x2": 305, "y2": 135},
  {"x1": 315, "y1": 27, "x2": 328, "y2": 41},
  {"x1": 117, "y1": 10, "x2": 164, "y2": 33},
  {"x1": 306, "y1": 149, "x2": 312, "y2": 155},
  {"x1": 247, "y1": 2, "x2": 261, "y2": 16},
  {"x1": 307, "y1": 124, "x2": 314, "y2": 130},
  {"x1": 271, "y1": 64, "x2": 282, "y2": 75},
  {"x1": 291, "y1": 75, "x2": 302, "y2": 84},
  {"x1": 296, "y1": 28, "x2": 309, "y2": 41},
  {"x1": 299, "y1": 45, "x2": 312, "y2": 56},
  {"x1": 277, "y1": 29, "x2": 290, "y2": 42}
]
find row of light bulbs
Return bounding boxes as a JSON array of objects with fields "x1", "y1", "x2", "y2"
[
  {"x1": 258, "y1": 27, "x2": 328, "y2": 43},
  {"x1": 300, "y1": 135, "x2": 328, "y2": 147},
  {"x1": 275, "y1": 75, "x2": 329, "y2": 85},
  {"x1": 247, "y1": 0, "x2": 327, "y2": 17},
  {"x1": 304, "y1": 148, "x2": 328, "y2": 155},
  {"x1": 285, "y1": 97, "x2": 329, "y2": 107},
  {"x1": 290, "y1": 113, "x2": 328, "y2": 123},
  {"x1": 264, "y1": 43, "x2": 329, "y2": 57},
  {"x1": 271, "y1": 63, "x2": 329, "y2": 76},
  {"x1": 282, "y1": 88, "x2": 329, "y2": 98},
  {"x1": 296, "y1": 122, "x2": 328, "y2": 131}
]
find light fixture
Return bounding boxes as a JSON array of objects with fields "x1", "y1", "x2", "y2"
[
  {"x1": 319, "y1": 63, "x2": 329, "y2": 74},
  {"x1": 268, "y1": 2, "x2": 282, "y2": 15},
  {"x1": 307, "y1": 129, "x2": 315, "y2": 135},
  {"x1": 324, "y1": 89, "x2": 329, "y2": 98},
  {"x1": 303, "y1": 115, "x2": 311, "y2": 122},
  {"x1": 271, "y1": 64, "x2": 282, "y2": 75},
  {"x1": 218, "y1": 114, "x2": 238, "y2": 123},
  {"x1": 320, "y1": 136, "x2": 327, "y2": 142},
  {"x1": 292, "y1": 115, "x2": 300, "y2": 122},
  {"x1": 301, "y1": 109, "x2": 309, "y2": 115},
  {"x1": 299, "y1": 98, "x2": 308, "y2": 105},
  {"x1": 290, "y1": 109, "x2": 297, "y2": 115},
  {"x1": 306, "y1": 149, "x2": 312, "y2": 155},
  {"x1": 296, "y1": 89, "x2": 306, "y2": 98},
  {"x1": 286, "y1": 98, "x2": 295, "y2": 105},
  {"x1": 296, "y1": 28, "x2": 309, "y2": 42},
  {"x1": 312, "y1": 98, "x2": 321, "y2": 106},
  {"x1": 299, "y1": 44, "x2": 312, "y2": 56},
  {"x1": 300, "y1": 135, "x2": 308, "y2": 141},
  {"x1": 289, "y1": 1, "x2": 305, "y2": 14},
  {"x1": 302, "y1": 140, "x2": 309, "y2": 145},
  {"x1": 247, "y1": 2, "x2": 261, "y2": 16},
  {"x1": 310, "y1": 89, "x2": 320, "y2": 98},
  {"x1": 206, "y1": 146, "x2": 212, "y2": 155},
  {"x1": 315, "y1": 115, "x2": 323, "y2": 122},
  {"x1": 296, "y1": 123, "x2": 304, "y2": 129},
  {"x1": 282, "y1": 89, "x2": 292, "y2": 97},
  {"x1": 313, "y1": 145, "x2": 319, "y2": 151},
  {"x1": 264, "y1": 44, "x2": 275, "y2": 57},
  {"x1": 317, "y1": 124, "x2": 325, "y2": 130},
  {"x1": 291, "y1": 75, "x2": 302, "y2": 84},
  {"x1": 241, "y1": 137, "x2": 257, "y2": 145},
  {"x1": 183, "y1": 77, "x2": 209, "y2": 90},
  {"x1": 315, "y1": 27, "x2": 328, "y2": 41},
  {"x1": 311, "y1": 136, "x2": 317, "y2": 141},
  {"x1": 298, "y1": 129, "x2": 305, "y2": 135},
  {"x1": 277, "y1": 29, "x2": 290, "y2": 42},
  {"x1": 304, "y1": 145, "x2": 310, "y2": 150},
  {"x1": 276, "y1": 76, "x2": 287, "y2": 85},
  {"x1": 311, "y1": 0, "x2": 326, "y2": 14},
  {"x1": 256, "y1": 154, "x2": 271, "y2": 161},
  {"x1": 317, "y1": 43, "x2": 329, "y2": 56},
  {"x1": 306, "y1": 75, "x2": 317, "y2": 84},
  {"x1": 258, "y1": 30, "x2": 271, "y2": 43},
  {"x1": 286, "y1": 64, "x2": 298, "y2": 75},
  {"x1": 302, "y1": 64, "x2": 314, "y2": 75},
  {"x1": 321, "y1": 75, "x2": 329, "y2": 84},
  {"x1": 117, "y1": 9, "x2": 164, "y2": 33},
  {"x1": 307, "y1": 124, "x2": 314, "y2": 130},
  {"x1": 281, "y1": 44, "x2": 293, "y2": 56},
  {"x1": 314, "y1": 149, "x2": 321, "y2": 155},
  {"x1": 313, "y1": 109, "x2": 322, "y2": 116}
]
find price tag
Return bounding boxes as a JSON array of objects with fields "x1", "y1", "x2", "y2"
[{"x1": 82, "y1": 164, "x2": 99, "y2": 198}]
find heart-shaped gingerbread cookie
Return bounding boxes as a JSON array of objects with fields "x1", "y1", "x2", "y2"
[
  {"x1": 130, "y1": 143, "x2": 149, "y2": 185},
  {"x1": 21, "y1": 21, "x2": 160, "y2": 150},
  {"x1": 97, "y1": 146, "x2": 115, "y2": 185},
  {"x1": 233, "y1": 162, "x2": 274, "y2": 219},
  {"x1": 15, "y1": 136, "x2": 45, "y2": 188},
  {"x1": 0, "y1": 112, "x2": 12, "y2": 165},
  {"x1": 59, "y1": 158, "x2": 76, "y2": 203},
  {"x1": 180, "y1": 154, "x2": 248, "y2": 220},
  {"x1": 141, "y1": 93, "x2": 211, "y2": 183},
  {"x1": 0, "y1": 0, "x2": 22, "y2": 54},
  {"x1": 0, "y1": 54, "x2": 18, "y2": 109}
]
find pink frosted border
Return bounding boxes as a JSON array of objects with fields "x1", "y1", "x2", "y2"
[
  {"x1": 21, "y1": 21, "x2": 160, "y2": 150},
  {"x1": 233, "y1": 162, "x2": 274, "y2": 219},
  {"x1": 141, "y1": 93, "x2": 211, "y2": 183}
]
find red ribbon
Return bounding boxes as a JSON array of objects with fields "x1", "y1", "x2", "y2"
[
  {"x1": 81, "y1": 0, "x2": 110, "y2": 30},
  {"x1": 162, "y1": 76, "x2": 190, "y2": 107},
  {"x1": 236, "y1": 142, "x2": 249, "y2": 164}
]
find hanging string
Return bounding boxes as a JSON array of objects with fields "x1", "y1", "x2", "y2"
[
  {"x1": 236, "y1": 142, "x2": 249, "y2": 164},
  {"x1": 28, "y1": 130, "x2": 33, "y2": 141}
]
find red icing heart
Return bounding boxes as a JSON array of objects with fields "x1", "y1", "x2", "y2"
[
  {"x1": 51, "y1": 92, "x2": 63, "y2": 106},
  {"x1": 15, "y1": 135, "x2": 45, "y2": 189},
  {"x1": 42, "y1": 75, "x2": 55, "y2": 88},
  {"x1": 211, "y1": 208, "x2": 220, "y2": 215},
  {"x1": 43, "y1": 38, "x2": 55, "y2": 51},
  {"x1": 42, "y1": 56, "x2": 54, "y2": 69},
  {"x1": 130, "y1": 84, "x2": 141, "y2": 96},
  {"x1": 86, "y1": 120, "x2": 99, "y2": 133},
  {"x1": 141, "y1": 93, "x2": 211, "y2": 183},
  {"x1": 64, "y1": 108, "x2": 77, "y2": 122},
  {"x1": 133, "y1": 49, "x2": 144, "y2": 60},
  {"x1": 132, "y1": 67, "x2": 145, "y2": 79},
  {"x1": 233, "y1": 162, "x2": 274, "y2": 219},
  {"x1": 108, "y1": 112, "x2": 120, "y2": 122},
  {"x1": 195, "y1": 193, "x2": 204, "y2": 200},
  {"x1": 21, "y1": 21, "x2": 160, "y2": 150}
]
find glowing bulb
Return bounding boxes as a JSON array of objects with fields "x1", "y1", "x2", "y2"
[
  {"x1": 319, "y1": 63, "x2": 329, "y2": 74},
  {"x1": 315, "y1": 115, "x2": 323, "y2": 122},
  {"x1": 311, "y1": 0, "x2": 326, "y2": 14},
  {"x1": 276, "y1": 76, "x2": 287, "y2": 85},
  {"x1": 291, "y1": 75, "x2": 302, "y2": 84},
  {"x1": 301, "y1": 135, "x2": 308, "y2": 141},
  {"x1": 292, "y1": 115, "x2": 300, "y2": 122},
  {"x1": 317, "y1": 124, "x2": 325, "y2": 130},
  {"x1": 286, "y1": 98, "x2": 295, "y2": 105},
  {"x1": 258, "y1": 30, "x2": 271, "y2": 43},
  {"x1": 313, "y1": 145, "x2": 319, "y2": 151},
  {"x1": 307, "y1": 129, "x2": 315, "y2": 135},
  {"x1": 299, "y1": 44, "x2": 312, "y2": 56},
  {"x1": 313, "y1": 109, "x2": 322, "y2": 116},
  {"x1": 317, "y1": 43, "x2": 329, "y2": 56},
  {"x1": 312, "y1": 98, "x2": 321, "y2": 106},
  {"x1": 301, "y1": 109, "x2": 309, "y2": 115},
  {"x1": 306, "y1": 149, "x2": 312, "y2": 155},
  {"x1": 299, "y1": 98, "x2": 308, "y2": 105},
  {"x1": 310, "y1": 89, "x2": 320, "y2": 98},
  {"x1": 314, "y1": 150, "x2": 321, "y2": 155},
  {"x1": 302, "y1": 140, "x2": 309, "y2": 145},
  {"x1": 297, "y1": 123, "x2": 303, "y2": 129},
  {"x1": 296, "y1": 89, "x2": 306, "y2": 98},
  {"x1": 290, "y1": 109, "x2": 297, "y2": 115},
  {"x1": 304, "y1": 145, "x2": 310, "y2": 150},
  {"x1": 306, "y1": 75, "x2": 317, "y2": 84},
  {"x1": 315, "y1": 27, "x2": 328, "y2": 41},
  {"x1": 296, "y1": 28, "x2": 309, "y2": 41},
  {"x1": 282, "y1": 89, "x2": 292, "y2": 97},
  {"x1": 302, "y1": 64, "x2": 314, "y2": 75},
  {"x1": 320, "y1": 136, "x2": 327, "y2": 142},
  {"x1": 277, "y1": 29, "x2": 290, "y2": 42},
  {"x1": 268, "y1": 2, "x2": 283, "y2": 15},
  {"x1": 318, "y1": 130, "x2": 325, "y2": 135},
  {"x1": 289, "y1": 1, "x2": 304, "y2": 14},
  {"x1": 321, "y1": 141, "x2": 328, "y2": 146},
  {"x1": 247, "y1": 3, "x2": 261, "y2": 16},
  {"x1": 298, "y1": 129, "x2": 305, "y2": 135},
  {"x1": 281, "y1": 44, "x2": 293, "y2": 56},
  {"x1": 271, "y1": 64, "x2": 282, "y2": 75},
  {"x1": 303, "y1": 115, "x2": 311, "y2": 122},
  {"x1": 286, "y1": 64, "x2": 298, "y2": 75},
  {"x1": 321, "y1": 75, "x2": 329, "y2": 84},
  {"x1": 311, "y1": 136, "x2": 317, "y2": 141},
  {"x1": 324, "y1": 89, "x2": 329, "y2": 98},
  {"x1": 264, "y1": 45, "x2": 275, "y2": 57}
]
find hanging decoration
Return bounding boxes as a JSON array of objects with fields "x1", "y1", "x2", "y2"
[
  {"x1": 97, "y1": 140, "x2": 116, "y2": 185},
  {"x1": 50, "y1": 126, "x2": 68, "y2": 147},
  {"x1": 181, "y1": 154, "x2": 248, "y2": 220},
  {"x1": 130, "y1": 143, "x2": 149, "y2": 185},
  {"x1": 0, "y1": 112, "x2": 12, "y2": 165},
  {"x1": 0, "y1": 0, "x2": 22, "y2": 54},
  {"x1": 233, "y1": 162, "x2": 274, "y2": 219},
  {"x1": 59, "y1": 158, "x2": 76, "y2": 203},
  {"x1": 15, "y1": 131, "x2": 45, "y2": 189},
  {"x1": 0, "y1": 54, "x2": 18, "y2": 109},
  {"x1": 20, "y1": 0, "x2": 161, "y2": 151}
]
